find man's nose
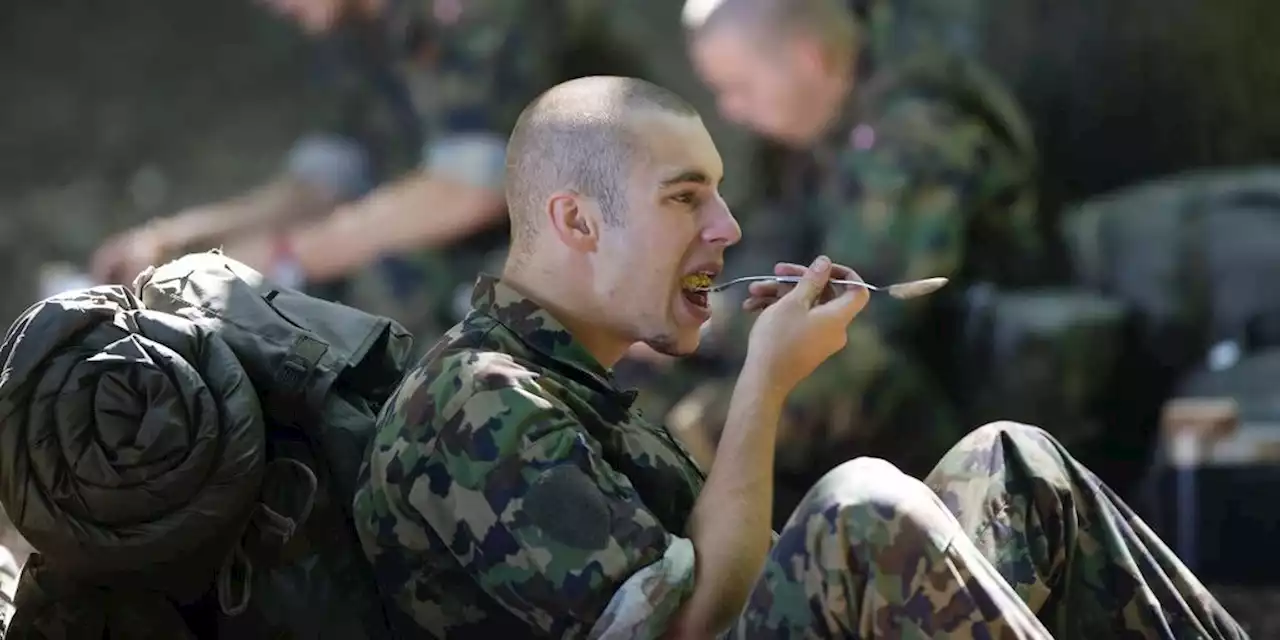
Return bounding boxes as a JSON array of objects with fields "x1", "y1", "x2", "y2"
[{"x1": 703, "y1": 200, "x2": 742, "y2": 247}]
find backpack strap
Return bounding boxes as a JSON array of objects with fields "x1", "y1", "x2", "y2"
[
  {"x1": 218, "y1": 457, "x2": 319, "y2": 617},
  {"x1": 268, "y1": 328, "x2": 331, "y2": 422}
]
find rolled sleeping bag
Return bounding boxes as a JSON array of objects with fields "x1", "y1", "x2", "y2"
[{"x1": 0, "y1": 286, "x2": 266, "y2": 632}]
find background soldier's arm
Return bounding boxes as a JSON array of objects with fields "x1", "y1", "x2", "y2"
[
  {"x1": 281, "y1": 2, "x2": 566, "y2": 281},
  {"x1": 120, "y1": 36, "x2": 381, "y2": 265}
]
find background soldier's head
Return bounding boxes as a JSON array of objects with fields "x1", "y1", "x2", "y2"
[
  {"x1": 684, "y1": 0, "x2": 859, "y2": 146},
  {"x1": 259, "y1": 0, "x2": 377, "y2": 35},
  {"x1": 503, "y1": 76, "x2": 741, "y2": 359}
]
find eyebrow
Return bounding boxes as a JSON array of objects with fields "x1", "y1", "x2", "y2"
[{"x1": 659, "y1": 169, "x2": 722, "y2": 188}]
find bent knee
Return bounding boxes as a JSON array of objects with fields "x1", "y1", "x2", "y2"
[
  {"x1": 961, "y1": 420, "x2": 1055, "y2": 449},
  {"x1": 794, "y1": 457, "x2": 958, "y2": 551},
  {"x1": 929, "y1": 420, "x2": 1073, "y2": 491},
  {"x1": 814, "y1": 458, "x2": 906, "y2": 486}
]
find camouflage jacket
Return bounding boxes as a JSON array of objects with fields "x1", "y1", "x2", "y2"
[
  {"x1": 307, "y1": 0, "x2": 592, "y2": 335},
  {"x1": 315, "y1": 0, "x2": 578, "y2": 183},
  {"x1": 353, "y1": 275, "x2": 710, "y2": 638},
  {"x1": 719, "y1": 49, "x2": 1040, "y2": 355}
]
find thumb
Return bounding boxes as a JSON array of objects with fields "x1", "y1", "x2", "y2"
[{"x1": 786, "y1": 255, "x2": 832, "y2": 306}]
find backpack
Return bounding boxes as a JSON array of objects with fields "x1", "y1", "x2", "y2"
[
  {"x1": 4, "y1": 251, "x2": 413, "y2": 638},
  {"x1": 134, "y1": 251, "x2": 413, "y2": 638}
]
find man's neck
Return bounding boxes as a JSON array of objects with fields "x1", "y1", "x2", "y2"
[{"x1": 499, "y1": 264, "x2": 630, "y2": 369}]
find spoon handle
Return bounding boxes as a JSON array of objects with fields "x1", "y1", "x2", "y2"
[
  {"x1": 706, "y1": 275, "x2": 949, "y2": 300},
  {"x1": 708, "y1": 275, "x2": 877, "y2": 292},
  {"x1": 768, "y1": 276, "x2": 878, "y2": 289}
]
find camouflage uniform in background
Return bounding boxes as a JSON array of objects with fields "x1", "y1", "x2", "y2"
[
  {"x1": 298, "y1": 0, "x2": 575, "y2": 347},
  {"x1": 311, "y1": 0, "x2": 761, "y2": 351},
  {"x1": 353, "y1": 274, "x2": 1246, "y2": 638},
  {"x1": 656, "y1": 11, "x2": 1042, "y2": 486}
]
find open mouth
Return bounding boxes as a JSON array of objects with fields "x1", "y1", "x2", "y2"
[{"x1": 680, "y1": 272, "x2": 715, "y2": 308}]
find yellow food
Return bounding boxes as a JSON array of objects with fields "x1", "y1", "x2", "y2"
[{"x1": 681, "y1": 273, "x2": 713, "y2": 290}]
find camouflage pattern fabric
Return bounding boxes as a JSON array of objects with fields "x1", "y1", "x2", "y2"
[
  {"x1": 355, "y1": 274, "x2": 707, "y2": 637},
  {"x1": 660, "y1": 47, "x2": 1041, "y2": 485},
  {"x1": 924, "y1": 421, "x2": 1249, "y2": 639},
  {"x1": 356, "y1": 276, "x2": 1241, "y2": 638},
  {"x1": 328, "y1": 0, "x2": 575, "y2": 348},
  {"x1": 733, "y1": 455, "x2": 1051, "y2": 638}
]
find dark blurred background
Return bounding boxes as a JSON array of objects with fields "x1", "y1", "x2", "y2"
[
  {"x1": 982, "y1": 0, "x2": 1280, "y2": 274},
  {"x1": 0, "y1": 0, "x2": 320, "y2": 322}
]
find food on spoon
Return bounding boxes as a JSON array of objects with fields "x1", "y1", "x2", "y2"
[{"x1": 884, "y1": 277, "x2": 949, "y2": 300}]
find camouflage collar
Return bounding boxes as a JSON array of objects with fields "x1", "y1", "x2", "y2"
[{"x1": 469, "y1": 275, "x2": 638, "y2": 406}]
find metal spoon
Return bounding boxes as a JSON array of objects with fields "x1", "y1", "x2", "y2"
[{"x1": 701, "y1": 275, "x2": 949, "y2": 300}]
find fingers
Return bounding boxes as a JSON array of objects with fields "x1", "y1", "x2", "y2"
[
  {"x1": 94, "y1": 259, "x2": 127, "y2": 286},
  {"x1": 781, "y1": 255, "x2": 832, "y2": 307},
  {"x1": 773, "y1": 262, "x2": 803, "y2": 277},
  {"x1": 774, "y1": 260, "x2": 859, "y2": 278},
  {"x1": 812, "y1": 279, "x2": 870, "y2": 323},
  {"x1": 88, "y1": 243, "x2": 120, "y2": 283},
  {"x1": 755, "y1": 258, "x2": 864, "y2": 314},
  {"x1": 829, "y1": 263, "x2": 860, "y2": 282},
  {"x1": 747, "y1": 280, "x2": 794, "y2": 302},
  {"x1": 743, "y1": 295, "x2": 779, "y2": 312},
  {"x1": 747, "y1": 280, "x2": 782, "y2": 296}
]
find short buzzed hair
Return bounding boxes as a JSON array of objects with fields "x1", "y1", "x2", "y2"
[
  {"x1": 682, "y1": 0, "x2": 858, "y2": 59},
  {"x1": 504, "y1": 76, "x2": 699, "y2": 248}
]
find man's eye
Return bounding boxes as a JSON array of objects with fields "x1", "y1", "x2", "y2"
[{"x1": 671, "y1": 192, "x2": 698, "y2": 206}]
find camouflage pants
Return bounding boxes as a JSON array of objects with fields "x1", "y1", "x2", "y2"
[{"x1": 731, "y1": 422, "x2": 1247, "y2": 638}]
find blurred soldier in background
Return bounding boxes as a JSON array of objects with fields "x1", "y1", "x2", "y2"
[
  {"x1": 89, "y1": 0, "x2": 759, "y2": 348},
  {"x1": 657, "y1": 0, "x2": 1042, "y2": 518},
  {"x1": 92, "y1": 0, "x2": 535, "y2": 344}
]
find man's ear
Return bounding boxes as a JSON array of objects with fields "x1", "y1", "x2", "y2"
[{"x1": 548, "y1": 190, "x2": 600, "y2": 252}]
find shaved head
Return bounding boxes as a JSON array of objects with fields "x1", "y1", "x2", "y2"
[
  {"x1": 683, "y1": 0, "x2": 857, "y2": 58},
  {"x1": 504, "y1": 76, "x2": 700, "y2": 252},
  {"x1": 684, "y1": 0, "x2": 859, "y2": 145},
  {"x1": 497, "y1": 76, "x2": 737, "y2": 363}
]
